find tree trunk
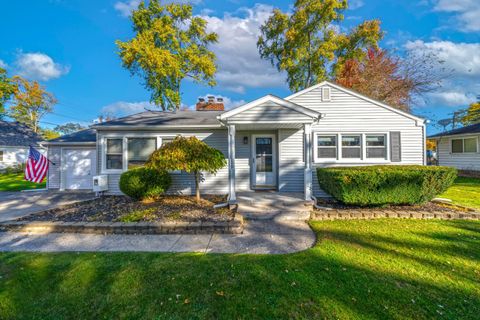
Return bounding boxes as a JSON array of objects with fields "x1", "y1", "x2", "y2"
[{"x1": 195, "y1": 171, "x2": 200, "y2": 202}]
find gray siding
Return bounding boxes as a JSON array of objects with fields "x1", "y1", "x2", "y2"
[
  {"x1": 437, "y1": 135, "x2": 480, "y2": 171},
  {"x1": 228, "y1": 102, "x2": 313, "y2": 123},
  {"x1": 278, "y1": 128, "x2": 304, "y2": 192}
]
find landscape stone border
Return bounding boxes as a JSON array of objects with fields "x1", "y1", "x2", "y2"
[
  {"x1": 312, "y1": 209, "x2": 480, "y2": 220},
  {"x1": 0, "y1": 214, "x2": 244, "y2": 235}
]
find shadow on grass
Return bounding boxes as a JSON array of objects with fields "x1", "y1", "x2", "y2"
[{"x1": 0, "y1": 219, "x2": 479, "y2": 319}]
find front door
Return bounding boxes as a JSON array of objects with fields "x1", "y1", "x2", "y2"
[{"x1": 252, "y1": 134, "x2": 276, "y2": 188}]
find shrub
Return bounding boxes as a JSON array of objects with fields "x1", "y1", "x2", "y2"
[
  {"x1": 317, "y1": 165, "x2": 457, "y2": 206},
  {"x1": 119, "y1": 167, "x2": 171, "y2": 200}
]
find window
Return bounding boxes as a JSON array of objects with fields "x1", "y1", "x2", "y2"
[
  {"x1": 0, "y1": 150, "x2": 3, "y2": 162},
  {"x1": 127, "y1": 138, "x2": 157, "y2": 168},
  {"x1": 342, "y1": 135, "x2": 361, "y2": 158},
  {"x1": 317, "y1": 135, "x2": 337, "y2": 158},
  {"x1": 452, "y1": 137, "x2": 478, "y2": 154},
  {"x1": 366, "y1": 135, "x2": 387, "y2": 159},
  {"x1": 106, "y1": 139, "x2": 123, "y2": 170},
  {"x1": 321, "y1": 87, "x2": 331, "y2": 102}
]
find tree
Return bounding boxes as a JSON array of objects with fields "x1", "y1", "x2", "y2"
[
  {"x1": 147, "y1": 136, "x2": 226, "y2": 201},
  {"x1": 9, "y1": 77, "x2": 56, "y2": 133},
  {"x1": 116, "y1": 0, "x2": 218, "y2": 111},
  {"x1": 336, "y1": 48, "x2": 446, "y2": 112},
  {"x1": 40, "y1": 128, "x2": 61, "y2": 140},
  {"x1": 462, "y1": 101, "x2": 480, "y2": 125},
  {"x1": 54, "y1": 122, "x2": 85, "y2": 135},
  {"x1": 0, "y1": 67, "x2": 17, "y2": 119},
  {"x1": 257, "y1": 0, "x2": 383, "y2": 92}
]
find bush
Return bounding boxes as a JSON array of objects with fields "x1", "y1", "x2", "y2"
[
  {"x1": 317, "y1": 165, "x2": 457, "y2": 206},
  {"x1": 119, "y1": 167, "x2": 171, "y2": 200}
]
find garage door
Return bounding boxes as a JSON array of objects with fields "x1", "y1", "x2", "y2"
[{"x1": 64, "y1": 149, "x2": 96, "y2": 190}]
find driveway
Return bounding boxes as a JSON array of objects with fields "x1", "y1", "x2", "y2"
[{"x1": 0, "y1": 191, "x2": 95, "y2": 222}]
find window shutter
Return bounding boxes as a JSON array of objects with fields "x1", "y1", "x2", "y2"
[
  {"x1": 321, "y1": 87, "x2": 331, "y2": 102},
  {"x1": 390, "y1": 131, "x2": 401, "y2": 162}
]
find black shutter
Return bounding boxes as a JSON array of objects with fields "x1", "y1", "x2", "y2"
[{"x1": 390, "y1": 131, "x2": 401, "y2": 162}]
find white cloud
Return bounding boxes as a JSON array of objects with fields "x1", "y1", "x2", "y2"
[
  {"x1": 431, "y1": 0, "x2": 480, "y2": 32},
  {"x1": 15, "y1": 52, "x2": 69, "y2": 81},
  {"x1": 348, "y1": 0, "x2": 364, "y2": 10},
  {"x1": 405, "y1": 40, "x2": 480, "y2": 107},
  {"x1": 0, "y1": 60, "x2": 6, "y2": 69},
  {"x1": 101, "y1": 101, "x2": 155, "y2": 117},
  {"x1": 202, "y1": 4, "x2": 286, "y2": 93},
  {"x1": 114, "y1": 0, "x2": 203, "y2": 17}
]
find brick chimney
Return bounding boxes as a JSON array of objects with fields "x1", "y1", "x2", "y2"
[{"x1": 196, "y1": 96, "x2": 225, "y2": 111}]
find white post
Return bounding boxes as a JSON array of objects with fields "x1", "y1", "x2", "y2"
[
  {"x1": 227, "y1": 124, "x2": 237, "y2": 204},
  {"x1": 304, "y1": 123, "x2": 312, "y2": 201}
]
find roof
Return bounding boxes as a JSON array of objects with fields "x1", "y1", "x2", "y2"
[
  {"x1": 0, "y1": 120, "x2": 43, "y2": 147},
  {"x1": 92, "y1": 110, "x2": 224, "y2": 129},
  {"x1": 218, "y1": 94, "x2": 322, "y2": 121},
  {"x1": 428, "y1": 123, "x2": 480, "y2": 139},
  {"x1": 285, "y1": 81, "x2": 425, "y2": 124},
  {"x1": 47, "y1": 128, "x2": 97, "y2": 144}
]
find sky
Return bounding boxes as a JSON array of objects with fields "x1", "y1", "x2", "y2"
[{"x1": 0, "y1": 0, "x2": 479, "y2": 134}]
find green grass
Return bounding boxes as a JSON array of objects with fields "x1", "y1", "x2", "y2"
[
  {"x1": 440, "y1": 176, "x2": 480, "y2": 209},
  {"x1": 0, "y1": 172, "x2": 46, "y2": 191},
  {"x1": 0, "y1": 219, "x2": 479, "y2": 319}
]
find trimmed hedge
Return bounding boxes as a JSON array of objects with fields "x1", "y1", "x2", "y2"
[
  {"x1": 119, "y1": 167, "x2": 171, "y2": 200},
  {"x1": 317, "y1": 165, "x2": 457, "y2": 206}
]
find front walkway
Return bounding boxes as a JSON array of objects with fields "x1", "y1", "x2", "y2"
[{"x1": 0, "y1": 219, "x2": 315, "y2": 254}]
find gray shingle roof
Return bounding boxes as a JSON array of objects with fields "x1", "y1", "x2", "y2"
[
  {"x1": 0, "y1": 120, "x2": 43, "y2": 147},
  {"x1": 93, "y1": 110, "x2": 224, "y2": 127},
  {"x1": 428, "y1": 123, "x2": 480, "y2": 138},
  {"x1": 48, "y1": 128, "x2": 97, "y2": 143}
]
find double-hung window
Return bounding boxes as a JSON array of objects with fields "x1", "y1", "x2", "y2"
[
  {"x1": 106, "y1": 139, "x2": 123, "y2": 170},
  {"x1": 342, "y1": 135, "x2": 361, "y2": 158},
  {"x1": 317, "y1": 135, "x2": 337, "y2": 159},
  {"x1": 127, "y1": 138, "x2": 157, "y2": 168},
  {"x1": 366, "y1": 135, "x2": 387, "y2": 159},
  {"x1": 452, "y1": 137, "x2": 478, "y2": 154}
]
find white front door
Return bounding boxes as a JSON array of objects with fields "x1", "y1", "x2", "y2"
[
  {"x1": 64, "y1": 149, "x2": 96, "y2": 190},
  {"x1": 252, "y1": 134, "x2": 276, "y2": 188}
]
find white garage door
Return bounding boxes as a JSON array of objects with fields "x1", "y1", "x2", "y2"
[{"x1": 64, "y1": 149, "x2": 96, "y2": 190}]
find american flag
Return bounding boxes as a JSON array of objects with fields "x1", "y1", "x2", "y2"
[{"x1": 24, "y1": 146, "x2": 49, "y2": 183}]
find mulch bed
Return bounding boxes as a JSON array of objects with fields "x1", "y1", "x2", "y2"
[{"x1": 19, "y1": 195, "x2": 235, "y2": 223}]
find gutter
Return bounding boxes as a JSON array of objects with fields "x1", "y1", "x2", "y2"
[{"x1": 92, "y1": 124, "x2": 224, "y2": 130}]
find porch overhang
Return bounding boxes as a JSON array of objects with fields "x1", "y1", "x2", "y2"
[{"x1": 217, "y1": 94, "x2": 322, "y2": 126}]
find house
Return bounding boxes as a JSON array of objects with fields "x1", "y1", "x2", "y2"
[
  {"x1": 0, "y1": 120, "x2": 43, "y2": 171},
  {"x1": 44, "y1": 81, "x2": 426, "y2": 201},
  {"x1": 428, "y1": 122, "x2": 480, "y2": 172}
]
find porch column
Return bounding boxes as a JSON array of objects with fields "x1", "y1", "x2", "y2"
[
  {"x1": 227, "y1": 124, "x2": 237, "y2": 204},
  {"x1": 304, "y1": 123, "x2": 312, "y2": 201}
]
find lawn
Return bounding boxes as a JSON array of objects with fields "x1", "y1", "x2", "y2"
[
  {"x1": 0, "y1": 219, "x2": 478, "y2": 319},
  {"x1": 0, "y1": 173, "x2": 46, "y2": 191},
  {"x1": 440, "y1": 176, "x2": 480, "y2": 209}
]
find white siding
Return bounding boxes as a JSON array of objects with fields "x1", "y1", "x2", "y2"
[
  {"x1": 437, "y1": 135, "x2": 480, "y2": 171},
  {"x1": 288, "y1": 84, "x2": 425, "y2": 197},
  {"x1": 228, "y1": 102, "x2": 313, "y2": 123},
  {"x1": 0, "y1": 146, "x2": 28, "y2": 170}
]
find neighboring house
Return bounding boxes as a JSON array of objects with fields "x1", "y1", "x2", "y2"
[
  {"x1": 0, "y1": 120, "x2": 43, "y2": 171},
  {"x1": 45, "y1": 81, "x2": 426, "y2": 201},
  {"x1": 428, "y1": 123, "x2": 480, "y2": 172}
]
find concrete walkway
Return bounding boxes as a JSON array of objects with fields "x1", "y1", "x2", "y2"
[
  {"x1": 0, "y1": 219, "x2": 315, "y2": 254},
  {"x1": 0, "y1": 191, "x2": 95, "y2": 222}
]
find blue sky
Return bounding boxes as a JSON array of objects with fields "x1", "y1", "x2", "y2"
[{"x1": 0, "y1": 0, "x2": 479, "y2": 134}]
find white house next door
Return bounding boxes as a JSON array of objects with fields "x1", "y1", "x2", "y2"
[
  {"x1": 64, "y1": 149, "x2": 96, "y2": 190},
  {"x1": 252, "y1": 134, "x2": 276, "y2": 188}
]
